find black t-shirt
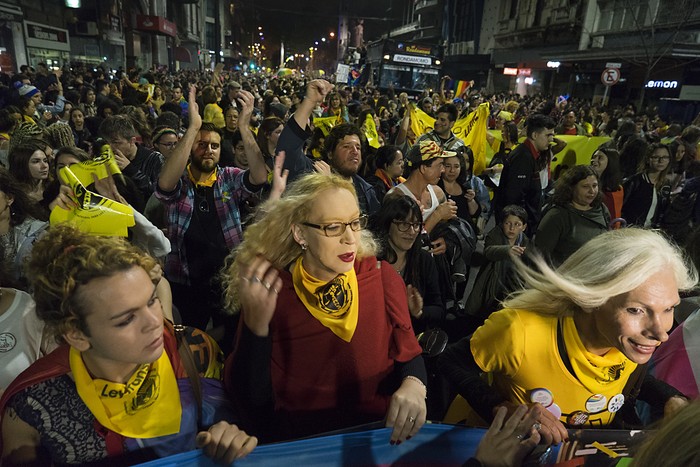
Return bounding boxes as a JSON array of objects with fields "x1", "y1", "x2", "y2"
[{"x1": 184, "y1": 185, "x2": 230, "y2": 284}]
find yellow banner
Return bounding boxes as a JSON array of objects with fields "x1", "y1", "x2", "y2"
[
  {"x1": 364, "y1": 114, "x2": 380, "y2": 149},
  {"x1": 452, "y1": 102, "x2": 490, "y2": 175},
  {"x1": 409, "y1": 104, "x2": 435, "y2": 141},
  {"x1": 50, "y1": 154, "x2": 135, "y2": 237},
  {"x1": 547, "y1": 135, "x2": 612, "y2": 170},
  {"x1": 312, "y1": 115, "x2": 341, "y2": 137}
]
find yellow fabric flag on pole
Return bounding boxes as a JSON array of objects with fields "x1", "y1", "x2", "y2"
[
  {"x1": 409, "y1": 104, "x2": 435, "y2": 139},
  {"x1": 312, "y1": 115, "x2": 341, "y2": 137},
  {"x1": 452, "y1": 102, "x2": 490, "y2": 175},
  {"x1": 364, "y1": 114, "x2": 380, "y2": 149}
]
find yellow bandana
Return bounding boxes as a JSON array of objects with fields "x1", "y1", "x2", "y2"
[
  {"x1": 70, "y1": 347, "x2": 182, "y2": 438},
  {"x1": 187, "y1": 164, "x2": 217, "y2": 187},
  {"x1": 292, "y1": 256, "x2": 359, "y2": 342},
  {"x1": 562, "y1": 317, "x2": 636, "y2": 392}
]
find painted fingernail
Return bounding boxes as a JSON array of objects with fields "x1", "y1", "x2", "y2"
[{"x1": 396, "y1": 441, "x2": 402, "y2": 445}]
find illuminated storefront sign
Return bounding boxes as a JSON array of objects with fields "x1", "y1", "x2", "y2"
[{"x1": 645, "y1": 80, "x2": 678, "y2": 89}]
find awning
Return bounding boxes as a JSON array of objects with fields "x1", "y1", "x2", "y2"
[
  {"x1": 135, "y1": 15, "x2": 176, "y2": 37},
  {"x1": 174, "y1": 46, "x2": 192, "y2": 63}
]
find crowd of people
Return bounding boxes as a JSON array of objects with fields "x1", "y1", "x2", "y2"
[{"x1": 0, "y1": 61, "x2": 699, "y2": 466}]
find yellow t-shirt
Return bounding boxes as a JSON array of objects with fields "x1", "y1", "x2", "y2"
[{"x1": 471, "y1": 308, "x2": 636, "y2": 427}]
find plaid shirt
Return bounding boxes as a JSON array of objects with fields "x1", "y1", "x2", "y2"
[{"x1": 155, "y1": 167, "x2": 255, "y2": 285}]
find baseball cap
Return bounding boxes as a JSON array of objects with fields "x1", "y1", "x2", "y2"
[{"x1": 406, "y1": 140, "x2": 455, "y2": 166}]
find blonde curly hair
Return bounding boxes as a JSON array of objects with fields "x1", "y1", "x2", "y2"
[{"x1": 221, "y1": 172, "x2": 377, "y2": 312}]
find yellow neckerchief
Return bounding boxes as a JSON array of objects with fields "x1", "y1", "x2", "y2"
[
  {"x1": 562, "y1": 316, "x2": 636, "y2": 390},
  {"x1": 292, "y1": 256, "x2": 359, "y2": 342},
  {"x1": 187, "y1": 164, "x2": 217, "y2": 188},
  {"x1": 0, "y1": 132, "x2": 9, "y2": 141},
  {"x1": 69, "y1": 346, "x2": 182, "y2": 438}
]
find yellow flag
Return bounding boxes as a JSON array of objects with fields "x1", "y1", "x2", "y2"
[
  {"x1": 549, "y1": 135, "x2": 612, "y2": 171},
  {"x1": 453, "y1": 102, "x2": 490, "y2": 175},
  {"x1": 50, "y1": 161, "x2": 135, "y2": 237},
  {"x1": 364, "y1": 114, "x2": 380, "y2": 149},
  {"x1": 313, "y1": 115, "x2": 341, "y2": 137},
  {"x1": 408, "y1": 104, "x2": 435, "y2": 139}
]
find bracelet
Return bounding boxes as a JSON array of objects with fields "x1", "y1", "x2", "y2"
[{"x1": 403, "y1": 375, "x2": 427, "y2": 398}]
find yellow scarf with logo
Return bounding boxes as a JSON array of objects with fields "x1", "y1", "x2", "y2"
[
  {"x1": 292, "y1": 256, "x2": 359, "y2": 342},
  {"x1": 70, "y1": 347, "x2": 182, "y2": 438},
  {"x1": 562, "y1": 317, "x2": 636, "y2": 392}
]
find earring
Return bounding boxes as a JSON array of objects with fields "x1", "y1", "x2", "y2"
[{"x1": 300, "y1": 243, "x2": 307, "y2": 251}]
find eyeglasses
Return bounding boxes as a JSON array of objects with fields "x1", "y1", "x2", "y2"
[
  {"x1": 157, "y1": 141, "x2": 178, "y2": 149},
  {"x1": 302, "y1": 215, "x2": 368, "y2": 237},
  {"x1": 649, "y1": 156, "x2": 670, "y2": 162},
  {"x1": 392, "y1": 220, "x2": 423, "y2": 232}
]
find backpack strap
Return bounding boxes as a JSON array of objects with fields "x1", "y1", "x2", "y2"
[{"x1": 173, "y1": 324, "x2": 203, "y2": 428}]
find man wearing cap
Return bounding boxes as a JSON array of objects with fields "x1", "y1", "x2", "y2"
[
  {"x1": 387, "y1": 140, "x2": 458, "y2": 255},
  {"x1": 416, "y1": 103, "x2": 466, "y2": 158},
  {"x1": 277, "y1": 79, "x2": 380, "y2": 217},
  {"x1": 220, "y1": 81, "x2": 242, "y2": 112},
  {"x1": 15, "y1": 71, "x2": 66, "y2": 123}
]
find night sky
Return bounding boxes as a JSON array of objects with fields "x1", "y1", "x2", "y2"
[{"x1": 239, "y1": 0, "x2": 403, "y2": 56}]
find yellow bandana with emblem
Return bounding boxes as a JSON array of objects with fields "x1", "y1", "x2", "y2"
[
  {"x1": 292, "y1": 256, "x2": 359, "y2": 342},
  {"x1": 562, "y1": 317, "x2": 635, "y2": 392},
  {"x1": 70, "y1": 347, "x2": 182, "y2": 438}
]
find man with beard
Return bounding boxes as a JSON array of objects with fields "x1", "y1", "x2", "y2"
[
  {"x1": 156, "y1": 86, "x2": 267, "y2": 336},
  {"x1": 277, "y1": 79, "x2": 380, "y2": 217}
]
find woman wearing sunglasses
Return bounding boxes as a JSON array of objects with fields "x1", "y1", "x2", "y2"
[{"x1": 222, "y1": 173, "x2": 427, "y2": 445}]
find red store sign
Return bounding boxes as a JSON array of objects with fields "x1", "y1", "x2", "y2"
[{"x1": 135, "y1": 15, "x2": 176, "y2": 37}]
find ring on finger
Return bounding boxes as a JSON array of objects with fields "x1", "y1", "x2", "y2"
[
  {"x1": 533, "y1": 422, "x2": 542, "y2": 431},
  {"x1": 261, "y1": 280, "x2": 271, "y2": 290},
  {"x1": 515, "y1": 434, "x2": 525, "y2": 440},
  {"x1": 408, "y1": 416, "x2": 415, "y2": 424},
  {"x1": 251, "y1": 276, "x2": 261, "y2": 283}
]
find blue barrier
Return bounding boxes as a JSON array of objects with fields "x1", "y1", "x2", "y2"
[{"x1": 137, "y1": 423, "x2": 485, "y2": 466}]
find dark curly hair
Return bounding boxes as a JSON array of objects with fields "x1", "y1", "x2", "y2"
[{"x1": 551, "y1": 164, "x2": 602, "y2": 208}]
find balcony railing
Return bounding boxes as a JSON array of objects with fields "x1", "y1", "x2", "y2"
[{"x1": 414, "y1": 0, "x2": 439, "y2": 13}]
